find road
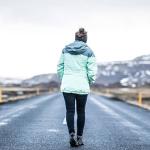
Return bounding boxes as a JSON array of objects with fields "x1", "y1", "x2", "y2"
[{"x1": 0, "y1": 93, "x2": 150, "y2": 150}]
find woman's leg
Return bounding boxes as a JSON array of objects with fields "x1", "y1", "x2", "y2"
[
  {"x1": 63, "y1": 92, "x2": 76, "y2": 134},
  {"x1": 75, "y1": 94, "x2": 88, "y2": 136}
]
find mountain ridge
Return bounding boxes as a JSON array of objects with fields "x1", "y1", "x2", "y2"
[{"x1": 0, "y1": 54, "x2": 150, "y2": 88}]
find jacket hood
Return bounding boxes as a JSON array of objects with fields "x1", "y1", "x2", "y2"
[{"x1": 64, "y1": 41, "x2": 87, "y2": 55}]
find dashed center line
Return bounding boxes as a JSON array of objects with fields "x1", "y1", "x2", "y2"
[
  {"x1": 63, "y1": 117, "x2": 67, "y2": 125},
  {"x1": 48, "y1": 129, "x2": 60, "y2": 133}
]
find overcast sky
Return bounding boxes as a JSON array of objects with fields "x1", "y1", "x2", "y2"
[{"x1": 0, "y1": 0, "x2": 150, "y2": 79}]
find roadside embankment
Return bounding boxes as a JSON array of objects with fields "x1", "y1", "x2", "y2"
[{"x1": 92, "y1": 88, "x2": 150, "y2": 111}]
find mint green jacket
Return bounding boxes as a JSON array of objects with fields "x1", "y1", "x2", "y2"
[{"x1": 57, "y1": 41, "x2": 97, "y2": 94}]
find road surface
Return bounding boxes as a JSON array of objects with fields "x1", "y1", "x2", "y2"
[{"x1": 0, "y1": 93, "x2": 150, "y2": 150}]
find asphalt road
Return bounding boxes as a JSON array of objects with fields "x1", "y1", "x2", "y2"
[{"x1": 0, "y1": 93, "x2": 150, "y2": 150}]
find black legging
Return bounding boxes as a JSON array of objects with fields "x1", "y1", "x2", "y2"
[{"x1": 63, "y1": 92, "x2": 88, "y2": 136}]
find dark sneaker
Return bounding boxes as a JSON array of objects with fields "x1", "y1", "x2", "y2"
[
  {"x1": 69, "y1": 133, "x2": 78, "y2": 147},
  {"x1": 77, "y1": 135, "x2": 84, "y2": 146}
]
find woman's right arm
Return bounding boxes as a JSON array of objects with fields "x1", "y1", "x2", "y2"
[{"x1": 57, "y1": 53, "x2": 64, "y2": 81}]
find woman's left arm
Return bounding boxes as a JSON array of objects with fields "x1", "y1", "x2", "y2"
[{"x1": 87, "y1": 55, "x2": 97, "y2": 84}]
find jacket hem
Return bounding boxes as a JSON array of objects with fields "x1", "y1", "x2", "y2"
[{"x1": 60, "y1": 89, "x2": 89, "y2": 95}]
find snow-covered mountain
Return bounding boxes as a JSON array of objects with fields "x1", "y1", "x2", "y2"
[
  {"x1": 95, "y1": 54, "x2": 150, "y2": 88},
  {"x1": 0, "y1": 74, "x2": 59, "y2": 88},
  {"x1": 0, "y1": 77, "x2": 22, "y2": 86},
  {"x1": 1, "y1": 54, "x2": 150, "y2": 88},
  {"x1": 21, "y1": 73, "x2": 59, "y2": 88}
]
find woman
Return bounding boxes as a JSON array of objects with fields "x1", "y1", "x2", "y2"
[{"x1": 57, "y1": 28, "x2": 97, "y2": 147}]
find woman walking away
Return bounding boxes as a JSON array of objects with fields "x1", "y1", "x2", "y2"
[{"x1": 57, "y1": 28, "x2": 97, "y2": 147}]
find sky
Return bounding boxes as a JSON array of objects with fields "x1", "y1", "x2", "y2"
[{"x1": 0, "y1": 0, "x2": 150, "y2": 79}]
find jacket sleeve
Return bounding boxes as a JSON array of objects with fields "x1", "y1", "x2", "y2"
[
  {"x1": 87, "y1": 54, "x2": 97, "y2": 84},
  {"x1": 57, "y1": 53, "x2": 64, "y2": 80}
]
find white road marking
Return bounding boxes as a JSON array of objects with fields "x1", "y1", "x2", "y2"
[
  {"x1": 63, "y1": 117, "x2": 67, "y2": 125},
  {"x1": 0, "y1": 95, "x2": 55, "y2": 120},
  {"x1": 0, "y1": 118, "x2": 12, "y2": 127},
  {"x1": 91, "y1": 97, "x2": 150, "y2": 141},
  {"x1": 2, "y1": 118, "x2": 11, "y2": 122},
  {"x1": 90, "y1": 97, "x2": 120, "y2": 118},
  {"x1": 100, "y1": 97, "x2": 150, "y2": 127},
  {"x1": 90, "y1": 97, "x2": 141, "y2": 130},
  {"x1": 0, "y1": 95, "x2": 57, "y2": 128},
  {"x1": 0, "y1": 107, "x2": 24, "y2": 120},
  {"x1": 27, "y1": 105, "x2": 37, "y2": 109},
  {"x1": 48, "y1": 129, "x2": 59, "y2": 133},
  {"x1": 0, "y1": 122, "x2": 8, "y2": 126},
  {"x1": 11, "y1": 114, "x2": 21, "y2": 118}
]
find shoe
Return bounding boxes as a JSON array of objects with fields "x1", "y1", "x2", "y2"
[
  {"x1": 69, "y1": 132, "x2": 78, "y2": 147},
  {"x1": 77, "y1": 135, "x2": 84, "y2": 146}
]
